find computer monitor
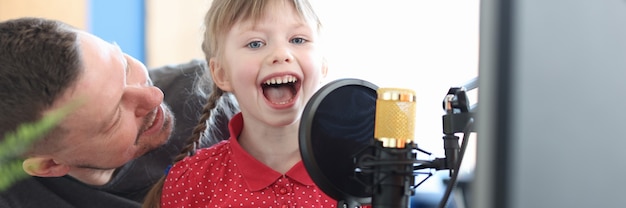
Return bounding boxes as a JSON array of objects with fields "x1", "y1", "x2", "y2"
[{"x1": 474, "y1": 0, "x2": 626, "y2": 207}]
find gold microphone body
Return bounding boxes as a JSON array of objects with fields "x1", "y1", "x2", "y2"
[{"x1": 374, "y1": 88, "x2": 416, "y2": 148}]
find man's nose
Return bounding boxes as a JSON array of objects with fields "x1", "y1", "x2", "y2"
[{"x1": 122, "y1": 86, "x2": 164, "y2": 118}]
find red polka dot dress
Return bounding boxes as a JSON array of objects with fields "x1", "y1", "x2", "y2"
[{"x1": 161, "y1": 113, "x2": 337, "y2": 207}]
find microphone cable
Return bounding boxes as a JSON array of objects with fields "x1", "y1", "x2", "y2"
[{"x1": 437, "y1": 117, "x2": 474, "y2": 208}]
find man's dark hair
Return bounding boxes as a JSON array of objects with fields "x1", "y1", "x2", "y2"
[{"x1": 0, "y1": 17, "x2": 82, "y2": 143}]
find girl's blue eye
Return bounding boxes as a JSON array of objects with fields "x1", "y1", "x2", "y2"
[
  {"x1": 291, "y1": 37, "x2": 307, "y2": 44},
  {"x1": 247, "y1": 41, "x2": 264, "y2": 48}
]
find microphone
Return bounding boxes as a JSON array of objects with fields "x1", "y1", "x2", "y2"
[
  {"x1": 298, "y1": 78, "x2": 477, "y2": 208},
  {"x1": 371, "y1": 88, "x2": 417, "y2": 208}
]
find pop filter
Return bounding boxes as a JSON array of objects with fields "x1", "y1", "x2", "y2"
[{"x1": 299, "y1": 78, "x2": 378, "y2": 206}]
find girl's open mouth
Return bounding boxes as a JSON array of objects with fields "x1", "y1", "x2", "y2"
[{"x1": 261, "y1": 75, "x2": 301, "y2": 105}]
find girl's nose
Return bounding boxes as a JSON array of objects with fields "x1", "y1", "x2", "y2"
[{"x1": 269, "y1": 45, "x2": 294, "y2": 65}]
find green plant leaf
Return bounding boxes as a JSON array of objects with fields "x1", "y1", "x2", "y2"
[
  {"x1": 0, "y1": 100, "x2": 81, "y2": 191},
  {"x1": 0, "y1": 160, "x2": 29, "y2": 191}
]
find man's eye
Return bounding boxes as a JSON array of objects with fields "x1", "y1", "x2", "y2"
[
  {"x1": 247, "y1": 41, "x2": 264, "y2": 48},
  {"x1": 104, "y1": 106, "x2": 122, "y2": 133},
  {"x1": 290, "y1": 37, "x2": 307, "y2": 44}
]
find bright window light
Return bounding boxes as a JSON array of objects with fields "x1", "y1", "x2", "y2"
[{"x1": 312, "y1": 0, "x2": 480, "y2": 173}]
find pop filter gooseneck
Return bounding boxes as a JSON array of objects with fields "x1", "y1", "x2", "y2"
[{"x1": 299, "y1": 78, "x2": 378, "y2": 207}]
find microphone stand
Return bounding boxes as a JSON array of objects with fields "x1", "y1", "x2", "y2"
[
  {"x1": 352, "y1": 78, "x2": 478, "y2": 208},
  {"x1": 442, "y1": 85, "x2": 475, "y2": 175},
  {"x1": 372, "y1": 141, "x2": 416, "y2": 208},
  {"x1": 437, "y1": 80, "x2": 478, "y2": 208},
  {"x1": 412, "y1": 79, "x2": 478, "y2": 208}
]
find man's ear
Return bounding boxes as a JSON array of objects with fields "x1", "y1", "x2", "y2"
[
  {"x1": 209, "y1": 58, "x2": 233, "y2": 92},
  {"x1": 22, "y1": 157, "x2": 70, "y2": 177}
]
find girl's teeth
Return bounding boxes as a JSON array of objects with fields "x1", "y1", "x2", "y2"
[{"x1": 265, "y1": 75, "x2": 297, "y2": 85}]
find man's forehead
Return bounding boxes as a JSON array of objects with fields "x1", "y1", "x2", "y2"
[
  {"x1": 76, "y1": 30, "x2": 118, "y2": 58},
  {"x1": 54, "y1": 31, "x2": 123, "y2": 132}
]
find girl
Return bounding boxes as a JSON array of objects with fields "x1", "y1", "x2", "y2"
[{"x1": 142, "y1": 0, "x2": 334, "y2": 207}]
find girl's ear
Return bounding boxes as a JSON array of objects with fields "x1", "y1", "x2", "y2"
[
  {"x1": 210, "y1": 58, "x2": 233, "y2": 92},
  {"x1": 321, "y1": 57, "x2": 329, "y2": 78},
  {"x1": 22, "y1": 156, "x2": 70, "y2": 177}
]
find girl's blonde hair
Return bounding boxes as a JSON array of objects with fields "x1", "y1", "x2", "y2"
[{"x1": 142, "y1": 1, "x2": 322, "y2": 207}]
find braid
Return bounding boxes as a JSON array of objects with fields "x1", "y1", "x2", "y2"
[
  {"x1": 180, "y1": 84, "x2": 224, "y2": 159},
  {"x1": 142, "y1": 84, "x2": 224, "y2": 208},
  {"x1": 142, "y1": 177, "x2": 165, "y2": 208}
]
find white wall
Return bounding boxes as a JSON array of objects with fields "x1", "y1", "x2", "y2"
[
  {"x1": 312, "y1": 0, "x2": 480, "y2": 172},
  {"x1": 145, "y1": 0, "x2": 212, "y2": 68}
]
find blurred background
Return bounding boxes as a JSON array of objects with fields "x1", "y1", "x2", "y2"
[
  {"x1": 0, "y1": 0, "x2": 210, "y2": 68},
  {"x1": 1, "y1": 0, "x2": 479, "y2": 207}
]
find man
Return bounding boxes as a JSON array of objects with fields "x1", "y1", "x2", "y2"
[{"x1": 0, "y1": 17, "x2": 237, "y2": 207}]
